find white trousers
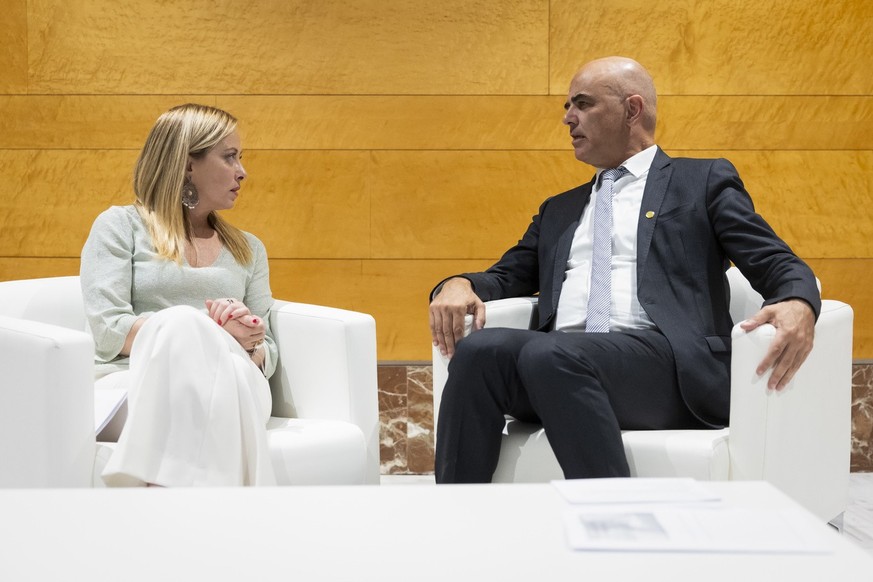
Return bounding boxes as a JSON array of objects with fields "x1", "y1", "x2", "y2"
[{"x1": 102, "y1": 306, "x2": 276, "y2": 486}]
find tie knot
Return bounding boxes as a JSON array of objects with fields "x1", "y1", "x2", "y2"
[{"x1": 600, "y1": 166, "x2": 628, "y2": 186}]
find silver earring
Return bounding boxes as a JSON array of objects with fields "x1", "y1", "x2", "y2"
[{"x1": 181, "y1": 181, "x2": 199, "y2": 210}]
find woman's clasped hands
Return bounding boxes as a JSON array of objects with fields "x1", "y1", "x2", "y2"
[{"x1": 205, "y1": 298, "x2": 265, "y2": 354}]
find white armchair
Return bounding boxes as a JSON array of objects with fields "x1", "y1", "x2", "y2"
[
  {"x1": 433, "y1": 267, "x2": 853, "y2": 523},
  {"x1": 0, "y1": 276, "x2": 380, "y2": 487}
]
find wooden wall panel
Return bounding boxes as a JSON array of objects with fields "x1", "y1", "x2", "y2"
[
  {"x1": 807, "y1": 259, "x2": 873, "y2": 360},
  {"x1": 3, "y1": 95, "x2": 870, "y2": 152},
  {"x1": 369, "y1": 151, "x2": 592, "y2": 259},
  {"x1": 666, "y1": 150, "x2": 873, "y2": 259},
  {"x1": 1, "y1": 150, "x2": 136, "y2": 256},
  {"x1": 269, "y1": 259, "x2": 495, "y2": 360},
  {"x1": 0, "y1": 96, "x2": 216, "y2": 149},
  {"x1": 4, "y1": 148, "x2": 870, "y2": 261},
  {"x1": 269, "y1": 259, "x2": 367, "y2": 313},
  {"x1": 225, "y1": 151, "x2": 371, "y2": 258},
  {"x1": 657, "y1": 97, "x2": 873, "y2": 151},
  {"x1": 218, "y1": 96, "x2": 569, "y2": 151},
  {"x1": 225, "y1": 95, "x2": 873, "y2": 152},
  {"x1": 0, "y1": 258, "x2": 80, "y2": 282},
  {"x1": 2, "y1": 1, "x2": 870, "y2": 360},
  {"x1": 0, "y1": 0, "x2": 27, "y2": 94},
  {"x1": 357, "y1": 260, "x2": 495, "y2": 360},
  {"x1": 28, "y1": 0, "x2": 548, "y2": 95},
  {"x1": 1, "y1": 150, "x2": 371, "y2": 259},
  {"x1": 368, "y1": 150, "x2": 870, "y2": 260},
  {"x1": 550, "y1": 0, "x2": 873, "y2": 96}
]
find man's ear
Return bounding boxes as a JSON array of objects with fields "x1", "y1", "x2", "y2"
[{"x1": 625, "y1": 95, "x2": 644, "y2": 124}]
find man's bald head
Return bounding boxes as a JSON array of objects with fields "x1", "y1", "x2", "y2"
[
  {"x1": 562, "y1": 57, "x2": 658, "y2": 167},
  {"x1": 574, "y1": 57, "x2": 657, "y2": 134}
]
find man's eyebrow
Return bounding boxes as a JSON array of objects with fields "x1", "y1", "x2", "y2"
[{"x1": 564, "y1": 93, "x2": 591, "y2": 110}]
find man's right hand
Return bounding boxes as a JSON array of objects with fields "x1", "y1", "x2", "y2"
[{"x1": 429, "y1": 278, "x2": 486, "y2": 358}]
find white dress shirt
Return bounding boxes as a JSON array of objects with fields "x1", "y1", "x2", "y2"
[{"x1": 555, "y1": 145, "x2": 658, "y2": 332}]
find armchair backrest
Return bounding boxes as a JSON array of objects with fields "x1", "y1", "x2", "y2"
[
  {"x1": 725, "y1": 266, "x2": 822, "y2": 322},
  {"x1": 726, "y1": 267, "x2": 765, "y2": 321},
  {"x1": 0, "y1": 276, "x2": 86, "y2": 331}
]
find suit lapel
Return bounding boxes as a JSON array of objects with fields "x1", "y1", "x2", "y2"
[
  {"x1": 550, "y1": 181, "x2": 593, "y2": 308},
  {"x1": 636, "y1": 148, "x2": 673, "y2": 281}
]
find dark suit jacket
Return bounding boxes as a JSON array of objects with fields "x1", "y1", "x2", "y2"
[{"x1": 442, "y1": 148, "x2": 821, "y2": 428}]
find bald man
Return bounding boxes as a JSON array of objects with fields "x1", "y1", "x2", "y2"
[{"x1": 429, "y1": 57, "x2": 819, "y2": 483}]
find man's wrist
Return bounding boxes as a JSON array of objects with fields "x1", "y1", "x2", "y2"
[{"x1": 434, "y1": 277, "x2": 473, "y2": 299}]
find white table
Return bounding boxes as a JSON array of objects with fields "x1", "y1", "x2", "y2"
[{"x1": 0, "y1": 481, "x2": 869, "y2": 580}]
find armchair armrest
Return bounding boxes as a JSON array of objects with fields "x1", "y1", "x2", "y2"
[
  {"x1": 0, "y1": 315, "x2": 95, "y2": 487},
  {"x1": 433, "y1": 297, "x2": 539, "y2": 430},
  {"x1": 728, "y1": 299, "x2": 853, "y2": 522},
  {"x1": 268, "y1": 300, "x2": 379, "y2": 484},
  {"x1": 0, "y1": 276, "x2": 86, "y2": 331}
]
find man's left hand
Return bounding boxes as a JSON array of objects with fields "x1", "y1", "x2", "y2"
[{"x1": 739, "y1": 299, "x2": 815, "y2": 391}]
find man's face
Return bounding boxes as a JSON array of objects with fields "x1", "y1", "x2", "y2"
[{"x1": 562, "y1": 67, "x2": 630, "y2": 169}]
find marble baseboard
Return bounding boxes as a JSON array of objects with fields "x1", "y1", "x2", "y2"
[
  {"x1": 852, "y1": 363, "x2": 873, "y2": 472},
  {"x1": 378, "y1": 364, "x2": 434, "y2": 475},
  {"x1": 377, "y1": 362, "x2": 873, "y2": 475}
]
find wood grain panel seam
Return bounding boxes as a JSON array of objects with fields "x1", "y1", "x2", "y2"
[
  {"x1": 7, "y1": 256, "x2": 864, "y2": 261},
  {"x1": 5, "y1": 148, "x2": 869, "y2": 153},
  {"x1": 9, "y1": 93, "x2": 872, "y2": 97}
]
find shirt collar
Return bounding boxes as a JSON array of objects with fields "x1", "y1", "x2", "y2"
[{"x1": 595, "y1": 144, "x2": 659, "y2": 182}]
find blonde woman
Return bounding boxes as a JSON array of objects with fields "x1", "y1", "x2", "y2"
[{"x1": 81, "y1": 104, "x2": 276, "y2": 486}]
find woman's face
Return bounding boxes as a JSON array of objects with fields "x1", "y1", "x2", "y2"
[{"x1": 187, "y1": 130, "x2": 247, "y2": 213}]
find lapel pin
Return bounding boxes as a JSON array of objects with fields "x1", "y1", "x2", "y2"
[{"x1": 645, "y1": 211, "x2": 655, "y2": 219}]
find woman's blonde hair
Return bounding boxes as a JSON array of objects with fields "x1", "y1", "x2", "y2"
[{"x1": 133, "y1": 103, "x2": 252, "y2": 265}]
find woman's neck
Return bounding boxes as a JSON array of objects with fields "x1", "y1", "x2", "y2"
[{"x1": 187, "y1": 211, "x2": 214, "y2": 239}]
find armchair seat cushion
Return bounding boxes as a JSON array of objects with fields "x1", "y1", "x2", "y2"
[
  {"x1": 493, "y1": 419, "x2": 729, "y2": 483},
  {"x1": 266, "y1": 418, "x2": 367, "y2": 485},
  {"x1": 93, "y1": 418, "x2": 367, "y2": 487},
  {"x1": 621, "y1": 428, "x2": 730, "y2": 481}
]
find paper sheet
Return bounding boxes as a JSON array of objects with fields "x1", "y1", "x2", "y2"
[
  {"x1": 562, "y1": 505, "x2": 833, "y2": 553},
  {"x1": 94, "y1": 387, "x2": 127, "y2": 433},
  {"x1": 553, "y1": 478, "x2": 833, "y2": 554}
]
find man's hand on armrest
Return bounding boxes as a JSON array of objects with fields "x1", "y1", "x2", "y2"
[
  {"x1": 429, "y1": 278, "x2": 486, "y2": 358},
  {"x1": 740, "y1": 298, "x2": 816, "y2": 391}
]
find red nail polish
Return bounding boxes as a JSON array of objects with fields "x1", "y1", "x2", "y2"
[{"x1": 252, "y1": 318, "x2": 259, "y2": 324}]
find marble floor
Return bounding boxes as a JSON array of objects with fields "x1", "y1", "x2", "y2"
[
  {"x1": 845, "y1": 473, "x2": 873, "y2": 554},
  {"x1": 381, "y1": 473, "x2": 873, "y2": 555}
]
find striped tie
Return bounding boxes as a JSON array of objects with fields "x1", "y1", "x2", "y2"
[{"x1": 585, "y1": 166, "x2": 628, "y2": 333}]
